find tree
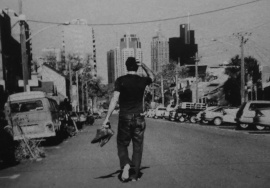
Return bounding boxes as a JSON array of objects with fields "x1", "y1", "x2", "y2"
[
  {"x1": 43, "y1": 52, "x2": 57, "y2": 70},
  {"x1": 223, "y1": 55, "x2": 261, "y2": 106},
  {"x1": 85, "y1": 77, "x2": 109, "y2": 112},
  {"x1": 156, "y1": 60, "x2": 189, "y2": 105}
]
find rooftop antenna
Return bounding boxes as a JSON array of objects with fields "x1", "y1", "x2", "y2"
[
  {"x1": 115, "y1": 31, "x2": 118, "y2": 47},
  {"x1": 125, "y1": 30, "x2": 130, "y2": 48},
  {"x1": 188, "y1": 11, "x2": 190, "y2": 30}
]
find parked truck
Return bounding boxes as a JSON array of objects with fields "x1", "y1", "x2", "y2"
[{"x1": 169, "y1": 102, "x2": 206, "y2": 123}]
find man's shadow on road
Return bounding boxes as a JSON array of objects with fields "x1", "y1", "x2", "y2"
[{"x1": 94, "y1": 166, "x2": 150, "y2": 182}]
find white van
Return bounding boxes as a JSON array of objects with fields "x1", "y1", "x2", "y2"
[{"x1": 5, "y1": 91, "x2": 61, "y2": 140}]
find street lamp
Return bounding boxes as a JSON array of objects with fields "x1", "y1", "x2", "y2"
[
  {"x1": 17, "y1": 16, "x2": 70, "y2": 91},
  {"x1": 26, "y1": 22, "x2": 70, "y2": 42}
]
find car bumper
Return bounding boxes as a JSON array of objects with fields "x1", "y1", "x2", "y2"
[{"x1": 253, "y1": 118, "x2": 270, "y2": 126}]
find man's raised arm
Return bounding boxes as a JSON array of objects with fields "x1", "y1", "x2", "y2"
[{"x1": 139, "y1": 62, "x2": 156, "y2": 82}]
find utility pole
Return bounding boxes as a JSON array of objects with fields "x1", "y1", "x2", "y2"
[
  {"x1": 86, "y1": 82, "x2": 88, "y2": 112},
  {"x1": 195, "y1": 54, "x2": 199, "y2": 103},
  {"x1": 76, "y1": 71, "x2": 79, "y2": 112},
  {"x1": 69, "y1": 59, "x2": 73, "y2": 109},
  {"x1": 161, "y1": 75, "x2": 164, "y2": 106},
  {"x1": 81, "y1": 80, "x2": 84, "y2": 112},
  {"x1": 19, "y1": 0, "x2": 29, "y2": 91},
  {"x1": 176, "y1": 58, "x2": 180, "y2": 105},
  {"x1": 234, "y1": 32, "x2": 251, "y2": 104}
]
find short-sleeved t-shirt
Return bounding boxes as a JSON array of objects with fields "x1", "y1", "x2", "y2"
[{"x1": 114, "y1": 74, "x2": 152, "y2": 115}]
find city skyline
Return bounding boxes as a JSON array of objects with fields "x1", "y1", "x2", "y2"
[
  {"x1": 107, "y1": 33, "x2": 143, "y2": 83},
  {"x1": 0, "y1": 0, "x2": 269, "y2": 83}
]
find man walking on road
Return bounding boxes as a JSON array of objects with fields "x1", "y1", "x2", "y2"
[{"x1": 102, "y1": 57, "x2": 155, "y2": 182}]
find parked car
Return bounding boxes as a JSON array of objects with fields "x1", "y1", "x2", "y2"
[
  {"x1": 77, "y1": 112, "x2": 87, "y2": 122},
  {"x1": 86, "y1": 112, "x2": 95, "y2": 125},
  {"x1": 146, "y1": 109, "x2": 156, "y2": 118},
  {"x1": 201, "y1": 106, "x2": 239, "y2": 126},
  {"x1": 168, "y1": 110, "x2": 177, "y2": 121},
  {"x1": 235, "y1": 101, "x2": 270, "y2": 130},
  {"x1": 75, "y1": 111, "x2": 87, "y2": 129},
  {"x1": 253, "y1": 108, "x2": 270, "y2": 127},
  {"x1": 154, "y1": 107, "x2": 167, "y2": 119},
  {"x1": 5, "y1": 91, "x2": 61, "y2": 140},
  {"x1": 70, "y1": 112, "x2": 79, "y2": 122},
  {"x1": 93, "y1": 112, "x2": 102, "y2": 119},
  {"x1": 196, "y1": 106, "x2": 219, "y2": 123},
  {"x1": 164, "y1": 104, "x2": 178, "y2": 120},
  {"x1": 98, "y1": 109, "x2": 108, "y2": 117}
]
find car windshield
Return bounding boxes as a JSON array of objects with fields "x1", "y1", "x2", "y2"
[
  {"x1": 207, "y1": 106, "x2": 219, "y2": 111},
  {"x1": 212, "y1": 107, "x2": 223, "y2": 112},
  {"x1": 10, "y1": 100, "x2": 43, "y2": 113},
  {"x1": 249, "y1": 103, "x2": 270, "y2": 110}
]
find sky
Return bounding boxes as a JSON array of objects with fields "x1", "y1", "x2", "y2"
[{"x1": 1, "y1": 0, "x2": 270, "y2": 83}]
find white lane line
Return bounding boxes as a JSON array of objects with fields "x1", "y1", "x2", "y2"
[{"x1": 0, "y1": 174, "x2": 20, "y2": 179}]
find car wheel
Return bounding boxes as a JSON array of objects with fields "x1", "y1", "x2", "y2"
[
  {"x1": 190, "y1": 115, "x2": 197, "y2": 123},
  {"x1": 179, "y1": 116, "x2": 185, "y2": 122},
  {"x1": 255, "y1": 125, "x2": 265, "y2": 130},
  {"x1": 213, "y1": 117, "x2": 222, "y2": 126},
  {"x1": 237, "y1": 123, "x2": 250, "y2": 130}
]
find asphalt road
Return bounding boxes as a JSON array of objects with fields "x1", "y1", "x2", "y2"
[{"x1": 1, "y1": 115, "x2": 270, "y2": 188}]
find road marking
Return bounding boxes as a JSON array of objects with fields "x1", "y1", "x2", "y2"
[
  {"x1": 0, "y1": 174, "x2": 20, "y2": 179},
  {"x1": 148, "y1": 118, "x2": 270, "y2": 136}
]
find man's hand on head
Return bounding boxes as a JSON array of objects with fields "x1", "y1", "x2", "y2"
[{"x1": 136, "y1": 59, "x2": 142, "y2": 67}]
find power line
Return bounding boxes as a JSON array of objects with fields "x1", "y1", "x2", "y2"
[
  {"x1": 246, "y1": 41, "x2": 269, "y2": 64},
  {"x1": 249, "y1": 39, "x2": 270, "y2": 55},
  {"x1": 243, "y1": 19, "x2": 270, "y2": 32},
  {"x1": 27, "y1": 0, "x2": 263, "y2": 26},
  {"x1": 248, "y1": 40, "x2": 270, "y2": 63}
]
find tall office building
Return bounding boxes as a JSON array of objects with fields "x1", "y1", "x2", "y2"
[
  {"x1": 107, "y1": 50, "x2": 115, "y2": 84},
  {"x1": 151, "y1": 30, "x2": 169, "y2": 73},
  {"x1": 169, "y1": 24, "x2": 198, "y2": 65},
  {"x1": 107, "y1": 47, "x2": 120, "y2": 84},
  {"x1": 120, "y1": 34, "x2": 143, "y2": 76},
  {"x1": 107, "y1": 34, "x2": 143, "y2": 83}
]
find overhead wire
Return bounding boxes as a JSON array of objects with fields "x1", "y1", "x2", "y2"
[
  {"x1": 247, "y1": 40, "x2": 270, "y2": 63},
  {"x1": 27, "y1": 0, "x2": 263, "y2": 26},
  {"x1": 25, "y1": 0, "x2": 270, "y2": 49},
  {"x1": 249, "y1": 39, "x2": 270, "y2": 56}
]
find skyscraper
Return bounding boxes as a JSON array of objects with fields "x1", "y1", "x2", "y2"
[
  {"x1": 107, "y1": 34, "x2": 143, "y2": 83},
  {"x1": 107, "y1": 47, "x2": 120, "y2": 84},
  {"x1": 120, "y1": 34, "x2": 143, "y2": 76},
  {"x1": 107, "y1": 50, "x2": 115, "y2": 84},
  {"x1": 169, "y1": 24, "x2": 198, "y2": 65},
  {"x1": 151, "y1": 30, "x2": 169, "y2": 73}
]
